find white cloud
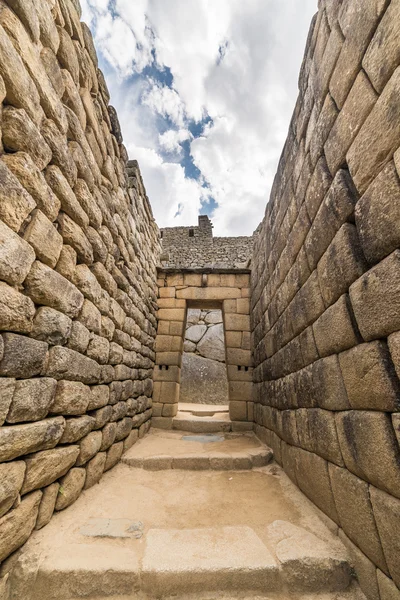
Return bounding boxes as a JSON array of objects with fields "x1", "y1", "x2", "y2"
[
  {"x1": 85, "y1": 0, "x2": 318, "y2": 235},
  {"x1": 159, "y1": 129, "x2": 192, "y2": 155}
]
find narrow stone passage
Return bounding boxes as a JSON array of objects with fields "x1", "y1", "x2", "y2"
[{"x1": 10, "y1": 422, "x2": 364, "y2": 600}]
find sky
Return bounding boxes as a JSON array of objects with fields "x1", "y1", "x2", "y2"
[{"x1": 81, "y1": 0, "x2": 318, "y2": 236}]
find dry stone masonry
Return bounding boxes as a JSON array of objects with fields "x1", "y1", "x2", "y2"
[
  {"x1": 0, "y1": 0, "x2": 400, "y2": 598},
  {"x1": 160, "y1": 215, "x2": 255, "y2": 269},
  {"x1": 251, "y1": 1, "x2": 400, "y2": 599},
  {"x1": 180, "y1": 308, "x2": 229, "y2": 405},
  {"x1": 0, "y1": 0, "x2": 159, "y2": 571}
]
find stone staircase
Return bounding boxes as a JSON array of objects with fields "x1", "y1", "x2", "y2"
[
  {"x1": 172, "y1": 403, "x2": 253, "y2": 433},
  {"x1": 7, "y1": 424, "x2": 364, "y2": 600}
]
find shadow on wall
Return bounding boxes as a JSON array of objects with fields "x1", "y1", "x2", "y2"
[{"x1": 180, "y1": 309, "x2": 229, "y2": 405}]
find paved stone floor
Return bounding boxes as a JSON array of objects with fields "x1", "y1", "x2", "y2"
[{"x1": 9, "y1": 428, "x2": 364, "y2": 600}]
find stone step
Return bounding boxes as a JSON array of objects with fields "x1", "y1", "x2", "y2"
[
  {"x1": 121, "y1": 429, "x2": 273, "y2": 470},
  {"x1": 173, "y1": 411, "x2": 234, "y2": 433},
  {"x1": 27, "y1": 524, "x2": 354, "y2": 599}
]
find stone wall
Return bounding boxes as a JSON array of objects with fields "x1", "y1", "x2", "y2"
[
  {"x1": 0, "y1": 0, "x2": 159, "y2": 570},
  {"x1": 160, "y1": 215, "x2": 255, "y2": 269},
  {"x1": 251, "y1": 2, "x2": 400, "y2": 599},
  {"x1": 155, "y1": 270, "x2": 253, "y2": 426},
  {"x1": 180, "y1": 308, "x2": 229, "y2": 405}
]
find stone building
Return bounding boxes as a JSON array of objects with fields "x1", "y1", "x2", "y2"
[
  {"x1": 0, "y1": 1, "x2": 400, "y2": 599},
  {"x1": 160, "y1": 215, "x2": 255, "y2": 269}
]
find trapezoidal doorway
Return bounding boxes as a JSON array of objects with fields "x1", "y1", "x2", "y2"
[{"x1": 153, "y1": 270, "x2": 254, "y2": 432}]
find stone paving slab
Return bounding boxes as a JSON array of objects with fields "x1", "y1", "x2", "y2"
[
  {"x1": 142, "y1": 526, "x2": 280, "y2": 595},
  {"x1": 121, "y1": 429, "x2": 272, "y2": 470}
]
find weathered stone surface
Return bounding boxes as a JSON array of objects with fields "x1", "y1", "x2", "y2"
[
  {"x1": 2, "y1": 152, "x2": 60, "y2": 222},
  {"x1": 0, "y1": 23, "x2": 43, "y2": 124},
  {"x1": 329, "y1": 464, "x2": 388, "y2": 572},
  {"x1": 67, "y1": 321, "x2": 90, "y2": 353},
  {"x1": 90, "y1": 405, "x2": 113, "y2": 430},
  {"x1": 84, "y1": 452, "x2": 106, "y2": 489},
  {"x1": 99, "y1": 422, "x2": 117, "y2": 451},
  {"x1": 317, "y1": 223, "x2": 367, "y2": 308},
  {"x1": 339, "y1": 530, "x2": 380, "y2": 600},
  {"x1": 0, "y1": 462, "x2": 26, "y2": 518},
  {"x1": 21, "y1": 446, "x2": 80, "y2": 494},
  {"x1": 186, "y1": 324, "x2": 207, "y2": 343},
  {"x1": 4, "y1": 0, "x2": 40, "y2": 42},
  {"x1": 25, "y1": 260, "x2": 84, "y2": 318},
  {"x1": 347, "y1": 66, "x2": 400, "y2": 194},
  {"x1": 35, "y1": 483, "x2": 59, "y2": 530},
  {"x1": 339, "y1": 341, "x2": 400, "y2": 411},
  {"x1": 350, "y1": 250, "x2": 400, "y2": 341},
  {"x1": 197, "y1": 324, "x2": 225, "y2": 362},
  {"x1": 0, "y1": 282, "x2": 35, "y2": 333},
  {"x1": 312, "y1": 294, "x2": 358, "y2": 357},
  {"x1": 370, "y1": 486, "x2": 400, "y2": 587},
  {"x1": 389, "y1": 332, "x2": 400, "y2": 381},
  {"x1": 355, "y1": 162, "x2": 400, "y2": 264},
  {"x1": 2, "y1": 106, "x2": 50, "y2": 170},
  {"x1": 115, "y1": 417, "x2": 133, "y2": 441},
  {"x1": 60, "y1": 415, "x2": 95, "y2": 444},
  {"x1": 45, "y1": 346, "x2": 101, "y2": 384},
  {"x1": 0, "y1": 417, "x2": 65, "y2": 462},
  {"x1": 0, "y1": 159, "x2": 36, "y2": 232},
  {"x1": 31, "y1": 306, "x2": 72, "y2": 346},
  {"x1": 0, "y1": 218, "x2": 35, "y2": 285},
  {"x1": 180, "y1": 354, "x2": 229, "y2": 405},
  {"x1": 104, "y1": 441, "x2": 124, "y2": 471},
  {"x1": 87, "y1": 333, "x2": 109, "y2": 364},
  {"x1": 377, "y1": 569, "x2": 400, "y2": 600},
  {"x1": 88, "y1": 385, "x2": 109, "y2": 410},
  {"x1": 41, "y1": 118, "x2": 77, "y2": 186},
  {"x1": 7, "y1": 378, "x2": 57, "y2": 423},
  {"x1": 336, "y1": 411, "x2": 400, "y2": 499},
  {"x1": 23, "y1": 209, "x2": 63, "y2": 268},
  {"x1": 0, "y1": 333, "x2": 47, "y2": 378},
  {"x1": 46, "y1": 166, "x2": 89, "y2": 229},
  {"x1": 51, "y1": 380, "x2": 91, "y2": 415},
  {"x1": 325, "y1": 70, "x2": 377, "y2": 175},
  {"x1": 55, "y1": 468, "x2": 86, "y2": 510},
  {"x1": 362, "y1": 0, "x2": 400, "y2": 93},
  {"x1": 0, "y1": 490, "x2": 42, "y2": 562},
  {"x1": 0, "y1": 378, "x2": 14, "y2": 426},
  {"x1": 76, "y1": 431, "x2": 102, "y2": 466}
]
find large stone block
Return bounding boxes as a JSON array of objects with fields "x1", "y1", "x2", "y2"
[
  {"x1": 293, "y1": 446, "x2": 339, "y2": 523},
  {"x1": 35, "y1": 482, "x2": 59, "y2": 530},
  {"x1": 325, "y1": 70, "x2": 377, "y2": 175},
  {"x1": 339, "y1": 341, "x2": 400, "y2": 411},
  {"x1": 370, "y1": 486, "x2": 400, "y2": 588},
  {"x1": 335, "y1": 411, "x2": 400, "y2": 499},
  {"x1": 76, "y1": 431, "x2": 102, "y2": 466},
  {"x1": 60, "y1": 415, "x2": 95, "y2": 444},
  {"x1": 2, "y1": 106, "x2": 50, "y2": 170},
  {"x1": 7, "y1": 377, "x2": 57, "y2": 423},
  {"x1": 0, "y1": 490, "x2": 42, "y2": 562},
  {"x1": 362, "y1": 0, "x2": 400, "y2": 93},
  {"x1": 0, "y1": 416, "x2": 65, "y2": 462},
  {"x1": 51, "y1": 380, "x2": 91, "y2": 415},
  {"x1": 0, "y1": 218, "x2": 35, "y2": 285},
  {"x1": 45, "y1": 346, "x2": 101, "y2": 384},
  {"x1": 0, "y1": 462, "x2": 26, "y2": 518},
  {"x1": 339, "y1": 530, "x2": 380, "y2": 600},
  {"x1": 307, "y1": 409, "x2": 344, "y2": 466},
  {"x1": 349, "y1": 250, "x2": 400, "y2": 341},
  {"x1": 0, "y1": 378, "x2": 14, "y2": 426},
  {"x1": 23, "y1": 209, "x2": 63, "y2": 268},
  {"x1": 312, "y1": 294, "x2": 358, "y2": 357},
  {"x1": 355, "y1": 162, "x2": 400, "y2": 264},
  {"x1": 377, "y1": 569, "x2": 400, "y2": 600},
  {"x1": 0, "y1": 159, "x2": 36, "y2": 232},
  {"x1": 329, "y1": 464, "x2": 388, "y2": 572},
  {"x1": 2, "y1": 151, "x2": 60, "y2": 222},
  {"x1": 317, "y1": 223, "x2": 367, "y2": 308},
  {"x1": 84, "y1": 452, "x2": 106, "y2": 489},
  {"x1": 347, "y1": 66, "x2": 400, "y2": 194},
  {"x1": 57, "y1": 212, "x2": 93, "y2": 265},
  {"x1": 25, "y1": 260, "x2": 84, "y2": 318},
  {"x1": 55, "y1": 468, "x2": 86, "y2": 510},
  {"x1": 21, "y1": 446, "x2": 80, "y2": 494},
  {"x1": 0, "y1": 282, "x2": 35, "y2": 333},
  {"x1": 31, "y1": 306, "x2": 72, "y2": 346},
  {"x1": 0, "y1": 333, "x2": 47, "y2": 378}
]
